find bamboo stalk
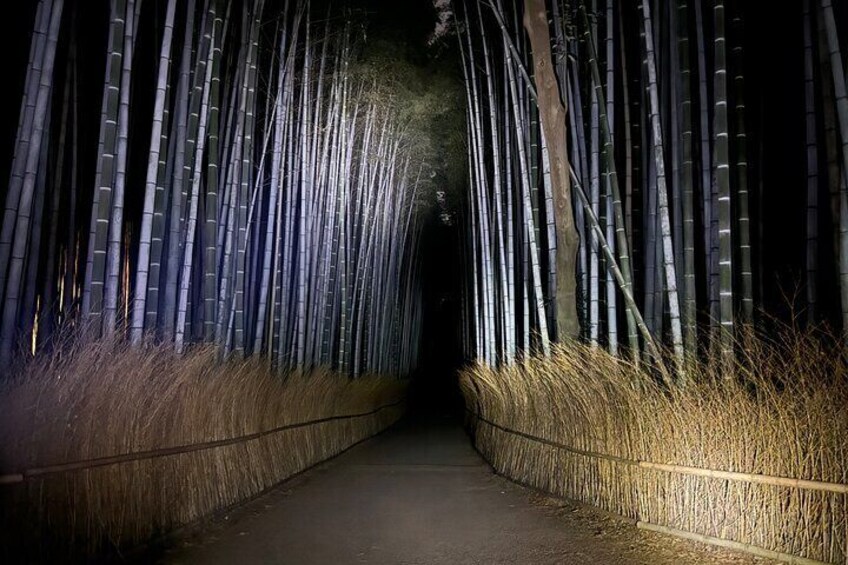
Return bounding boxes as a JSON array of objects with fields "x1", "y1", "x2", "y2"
[
  {"x1": 639, "y1": 0, "x2": 685, "y2": 374},
  {"x1": 0, "y1": 0, "x2": 65, "y2": 363},
  {"x1": 820, "y1": 0, "x2": 848, "y2": 341}
]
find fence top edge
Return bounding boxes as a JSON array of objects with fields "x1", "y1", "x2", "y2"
[
  {"x1": 0, "y1": 399, "x2": 405, "y2": 484},
  {"x1": 467, "y1": 409, "x2": 848, "y2": 494}
]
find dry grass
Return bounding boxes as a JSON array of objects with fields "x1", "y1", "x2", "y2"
[
  {"x1": 0, "y1": 337, "x2": 407, "y2": 561},
  {"x1": 460, "y1": 327, "x2": 848, "y2": 564}
]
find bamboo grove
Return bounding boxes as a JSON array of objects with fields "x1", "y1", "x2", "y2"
[
  {"x1": 458, "y1": 0, "x2": 848, "y2": 373},
  {"x1": 0, "y1": 0, "x2": 424, "y2": 377}
]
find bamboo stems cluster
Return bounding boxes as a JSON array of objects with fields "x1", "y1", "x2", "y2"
[
  {"x1": 0, "y1": 0, "x2": 424, "y2": 377},
  {"x1": 459, "y1": 0, "x2": 848, "y2": 371}
]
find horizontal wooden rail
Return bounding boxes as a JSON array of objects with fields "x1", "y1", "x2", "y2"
[
  {"x1": 636, "y1": 521, "x2": 830, "y2": 565},
  {"x1": 468, "y1": 410, "x2": 848, "y2": 494},
  {"x1": 639, "y1": 460, "x2": 848, "y2": 494},
  {"x1": 0, "y1": 400, "x2": 405, "y2": 485},
  {"x1": 469, "y1": 410, "x2": 846, "y2": 565},
  {"x1": 470, "y1": 411, "x2": 637, "y2": 467}
]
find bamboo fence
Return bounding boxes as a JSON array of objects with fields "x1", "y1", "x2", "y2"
[{"x1": 467, "y1": 411, "x2": 845, "y2": 564}]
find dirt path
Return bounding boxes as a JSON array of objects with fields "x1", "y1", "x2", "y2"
[{"x1": 159, "y1": 411, "x2": 774, "y2": 565}]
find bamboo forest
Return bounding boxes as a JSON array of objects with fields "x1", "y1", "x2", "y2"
[{"x1": 1, "y1": 0, "x2": 847, "y2": 563}]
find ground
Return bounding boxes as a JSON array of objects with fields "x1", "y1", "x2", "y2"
[{"x1": 147, "y1": 410, "x2": 777, "y2": 564}]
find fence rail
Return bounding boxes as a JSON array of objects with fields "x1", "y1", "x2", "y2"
[
  {"x1": 468, "y1": 410, "x2": 848, "y2": 493},
  {"x1": 0, "y1": 400, "x2": 405, "y2": 485},
  {"x1": 467, "y1": 410, "x2": 844, "y2": 565}
]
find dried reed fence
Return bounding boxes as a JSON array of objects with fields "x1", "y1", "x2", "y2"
[
  {"x1": 0, "y1": 338, "x2": 407, "y2": 561},
  {"x1": 460, "y1": 328, "x2": 848, "y2": 564}
]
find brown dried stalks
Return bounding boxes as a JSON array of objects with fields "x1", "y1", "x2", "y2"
[
  {"x1": 460, "y1": 326, "x2": 848, "y2": 564},
  {"x1": 0, "y1": 337, "x2": 406, "y2": 561}
]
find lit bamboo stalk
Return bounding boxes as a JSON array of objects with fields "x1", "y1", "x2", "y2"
[
  {"x1": 505, "y1": 47, "x2": 550, "y2": 356},
  {"x1": 0, "y1": 0, "x2": 49, "y2": 303},
  {"x1": 578, "y1": 2, "x2": 639, "y2": 359},
  {"x1": 731, "y1": 11, "x2": 753, "y2": 323},
  {"x1": 0, "y1": 0, "x2": 64, "y2": 364},
  {"x1": 163, "y1": 0, "x2": 197, "y2": 339},
  {"x1": 713, "y1": 0, "x2": 734, "y2": 365},
  {"x1": 693, "y1": 0, "x2": 714, "y2": 325},
  {"x1": 820, "y1": 0, "x2": 848, "y2": 340},
  {"x1": 804, "y1": 0, "x2": 818, "y2": 324},
  {"x1": 176, "y1": 0, "x2": 218, "y2": 353},
  {"x1": 203, "y1": 0, "x2": 226, "y2": 342},
  {"x1": 678, "y1": 0, "x2": 697, "y2": 353},
  {"x1": 104, "y1": 0, "x2": 141, "y2": 336},
  {"x1": 639, "y1": 0, "x2": 685, "y2": 374}
]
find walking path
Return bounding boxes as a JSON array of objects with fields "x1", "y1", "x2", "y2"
[{"x1": 160, "y1": 410, "x2": 770, "y2": 564}]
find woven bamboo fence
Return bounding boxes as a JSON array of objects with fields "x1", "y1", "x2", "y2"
[
  {"x1": 460, "y1": 339, "x2": 848, "y2": 565},
  {"x1": 2, "y1": 403, "x2": 403, "y2": 561},
  {"x1": 0, "y1": 342, "x2": 407, "y2": 561}
]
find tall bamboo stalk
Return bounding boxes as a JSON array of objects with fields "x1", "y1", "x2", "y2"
[
  {"x1": 803, "y1": 0, "x2": 818, "y2": 324},
  {"x1": 713, "y1": 0, "x2": 734, "y2": 363},
  {"x1": 678, "y1": 0, "x2": 697, "y2": 352},
  {"x1": 0, "y1": 0, "x2": 64, "y2": 363},
  {"x1": 731, "y1": 9, "x2": 752, "y2": 323},
  {"x1": 640, "y1": 0, "x2": 685, "y2": 374},
  {"x1": 86, "y1": 0, "x2": 128, "y2": 327}
]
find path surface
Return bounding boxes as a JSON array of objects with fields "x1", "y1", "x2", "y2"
[{"x1": 160, "y1": 411, "x2": 770, "y2": 565}]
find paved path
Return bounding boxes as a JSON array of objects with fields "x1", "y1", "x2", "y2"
[{"x1": 161, "y1": 411, "x2": 767, "y2": 565}]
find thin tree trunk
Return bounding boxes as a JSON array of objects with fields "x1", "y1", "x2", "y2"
[{"x1": 523, "y1": 0, "x2": 580, "y2": 341}]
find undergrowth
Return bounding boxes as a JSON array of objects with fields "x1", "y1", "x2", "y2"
[
  {"x1": 0, "y1": 337, "x2": 407, "y2": 562},
  {"x1": 460, "y1": 326, "x2": 848, "y2": 563}
]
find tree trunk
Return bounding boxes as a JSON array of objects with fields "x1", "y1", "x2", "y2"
[{"x1": 523, "y1": 0, "x2": 580, "y2": 341}]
